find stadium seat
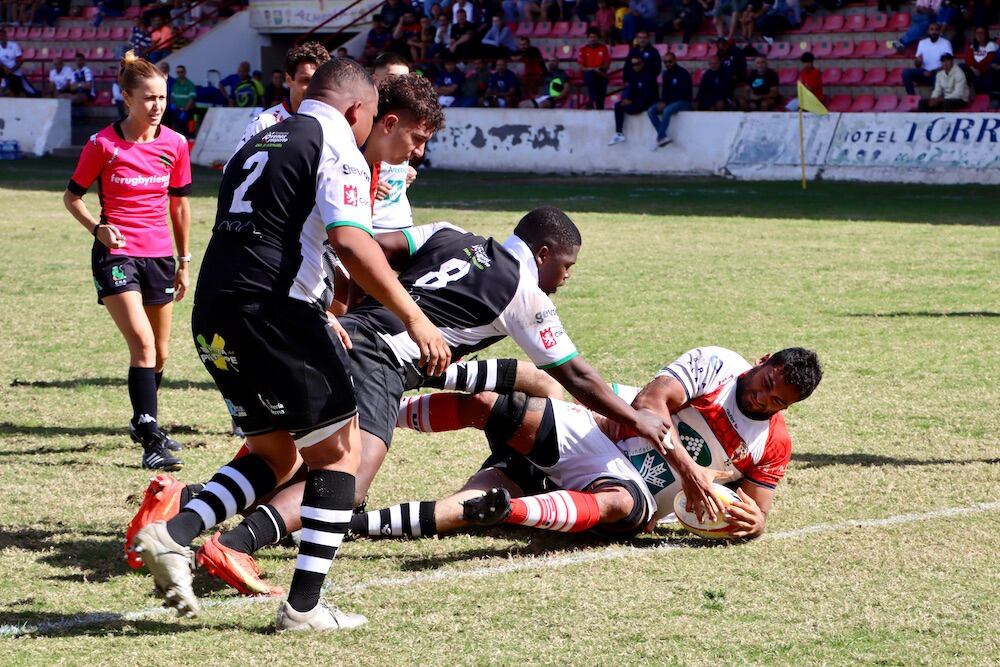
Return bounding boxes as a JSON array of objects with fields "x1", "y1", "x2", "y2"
[
  {"x1": 831, "y1": 39, "x2": 855, "y2": 58},
  {"x1": 557, "y1": 43, "x2": 576, "y2": 60},
  {"x1": 968, "y1": 94, "x2": 990, "y2": 112},
  {"x1": 828, "y1": 94, "x2": 852, "y2": 112},
  {"x1": 778, "y1": 67, "x2": 798, "y2": 85},
  {"x1": 812, "y1": 39, "x2": 833, "y2": 58},
  {"x1": 81, "y1": 27, "x2": 97, "y2": 41},
  {"x1": 887, "y1": 13, "x2": 911, "y2": 31},
  {"x1": 752, "y1": 41, "x2": 770, "y2": 55},
  {"x1": 12, "y1": 26, "x2": 29, "y2": 40},
  {"x1": 569, "y1": 21, "x2": 588, "y2": 37},
  {"x1": 854, "y1": 40, "x2": 878, "y2": 58},
  {"x1": 515, "y1": 22, "x2": 534, "y2": 37},
  {"x1": 610, "y1": 43, "x2": 630, "y2": 59},
  {"x1": 91, "y1": 46, "x2": 115, "y2": 61},
  {"x1": 60, "y1": 47, "x2": 77, "y2": 60},
  {"x1": 54, "y1": 27, "x2": 70, "y2": 41},
  {"x1": 110, "y1": 27, "x2": 127, "y2": 41},
  {"x1": 876, "y1": 40, "x2": 900, "y2": 57},
  {"x1": 35, "y1": 46, "x2": 52, "y2": 61},
  {"x1": 687, "y1": 42, "x2": 709, "y2": 58},
  {"x1": 670, "y1": 42, "x2": 689, "y2": 59},
  {"x1": 532, "y1": 21, "x2": 552, "y2": 37},
  {"x1": 822, "y1": 67, "x2": 842, "y2": 84},
  {"x1": 550, "y1": 21, "x2": 570, "y2": 37},
  {"x1": 21, "y1": 47, "x2": 36, "y2": 61},
  {"x1": 845, "y1": 14, "x2": 866, "y2": 32},
  {"x1": 823, "y1": 15, "x2": 846, "y2": 32},
  {"x1": 565, "y1": 66, "x2": 582, "y2": 82},
  {"x1": 27, "y1": 26, "x2": 42, "y2": 40},
  {"x1": 769, "y1": 41, "x2": 791, "y2": 58},
  {"x1": 95, "y1": 27, "x2": 112, "y2": 41},
  {"x1": 95, "y1": 90, "x2": 113, "y2": 105},
  {"x1": 849, "y1": 94, "x2": 875, "y2": 112},
  {"x1": 899, "y1": 94, "x2": 921, "y2": 111},
  {"x1": 874, "y1": 94, "x2": 899, "y2": 111},
  {"x1": 886, "y1": 67, "x2": 904, "y2": 84},
  {"x1": 862, "y1": 67, "x2": 888, "y2": 85},
  {"x1": 82, "y1": 6, "x2": 98, "y2": 19},
  {"x1": 692, "y1": 68, "x2": 705, "y2": 86},
  {"x1": 788, "y1": 40, "x2": 810, "y2": 60},
  {"x1": 41, "y1": 26, "x2": 56, "y2": 40},
  {"x1": 540, "y1": 45, "x2": 556, "y2": 59},
  {"x1": 799, "y1": 16, "x2": 823, "y2": 33},
  {"x1": 607, "y1": 93, "x2": 622, "y2": 106},
  {"x1": 68, "y1": 27, "x2": 83, "y2": 41},
  {"x1": 654, "y1": 43, "x2": 668, "y2": 57},
  {"x1": 124, "y1": 6, "x2": 141, "y2": 18},
  {"x1": 866, "y1": 13, "x2": 889, "y2": 31},
  {"x1": 840, "y1": 67, "x2": 864, "y2": 85}
]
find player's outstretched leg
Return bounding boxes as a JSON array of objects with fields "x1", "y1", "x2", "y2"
[
  {"x1": 463, "y1": 488, "x2": 602, "y2": 533},
  {"x1": 124, "y1": 475, "x2": 200, "y2": 569},
  {"x1": 348, "y1": 500, "x2": 438, "y2": 538}
]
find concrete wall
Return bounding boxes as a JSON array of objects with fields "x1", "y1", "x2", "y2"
[
  {"x1": 161, "y1": 11, "x2": 272, "y2": 88},
  {"x1": 191, "y1": 106, "x2": 262, "y2": 167},
  {"x1": 0, "y1": 98, "x2": 71, "y2": 156}
]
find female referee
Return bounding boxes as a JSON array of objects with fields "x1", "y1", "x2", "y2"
[{"x1": 63, "y1": 50, "x2": 191, "y2": 471}]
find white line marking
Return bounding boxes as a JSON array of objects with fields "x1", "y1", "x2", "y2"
[{"x1": 2, "y1": 501, "x2": 997, "y2": 638}]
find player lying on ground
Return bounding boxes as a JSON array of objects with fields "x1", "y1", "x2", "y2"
[{"x1": 353, "y1": 346, "x2": 823, "y2": 541}]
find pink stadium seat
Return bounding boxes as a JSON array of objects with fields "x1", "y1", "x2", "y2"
[
  {"x1": 778, "y1": 67, "x2": 798, "y2": 85},
  {"x1": 828, "y1": 94, "x2": 853, "y2": 112},
  {"x1": 12, "y1": 26, "x2": 29, "y2": 40},
  {"x1": 569, "y1": 21, "x2": 588, "y2": 37},
  {"x1": 812, "y1": 39, "x2": 833, "y2": 58},
  {"x1": 845, "y1": 14, "x2": 866, "y2": 32},
  {"x1": 968, "y1": 95, "x2": 990, "y2": 112},
  {"x1": 61, "y1": 47, "x2": 78, "y2": 60},
  {"x1": 799, "y1": 16, "x2": 823, "y2": 33},
  {"x1": 862, "y1": 67, "x2": 888, "y2": 85},
  {"x1": 670, "y1": 42, "x2": 690, "y2": 59},
  {"x1": 41, "y1": 26, "x2": 56, "y2": 40},
  {"x1": 565, "y1": 66, "x2": 582, "y2": 82},
  {"x1": 876, "y1": 40, "x2": 900, "y2": 57},
  {"x1": 27, "y1": 26, "x2": 43, "y2": 39},
  {"x1": 752, "y1": 41, "x2": 770, "y2": 55},
  {"x1": 610, "y1": 43, "x2": 630, "y2": 59},
  {"x1": 769, "y1": 41, "x2": 791, "y2": 58},
  {"x1": 110, "y1": 27, "x2": 127, "y2": 41},
  {"x1": 539, "y1": 44, "x2": 556, "y2": 59},
  {"x1": 35, "y1": 46, "x2": 51, "y2": 61},
  {"x1": 823, "y1": 15, "x2": 846, "y2": 32},
  {"x1": 886, "y1": 67, "x2": 904, "y2": 84},
  {"x1": 822, "y1": 67, "x2": 842, "y2": 84},
  {"x1": 515, "y1": 22, "x2": 534, "y2": 37},
  {"x1": 68, "y1": 27, "x2": 83, "y2": 41},
  {"x1": 532, "y1": 21, "x2": 552, "y2": 37},
  {"x1": 887, "y1": 13, "x2": 911, "y2": 31},
  {"x1": 557, "y1": 43, "x2": 576, "y2": 60},
  {"x1": 124, "y1": 6, "x2": 141, "y2": 18},
  {"x1": 95, "y1": 89, "x2": 113, "y2": 105},
  {"x1": 654, "y1": 43, "x2": 668, "y2": 57},
  {"x1": 81, "y1": 27, "x2": 97, "y2": 41},
  {"x1": 21, "y1": 47, "x2": 36, "y2": 61},
  {"x1": 550, "y1": 21, "x2": 570, "y2": 37},
  {"x1": 688, "y1": 42, "x2": 710, "y2": 58},
  {"x1": 854, "y1": 40, "x2": 878, "y2": 58},
  {"x1": 788, "y1": 40, "x2": 810, "y2": 60},
  {"x1": 831, "y1": 39, "x2": 855, "y2": 58},
  {"x1": 54, "y1": 27, "x2": 70, "y2": 41},
  {"x1": 899, "y1": 94, "x2": 921, "y2": 111},
  {"x1": 91, "y1": 46, "x2": 115, "y2": 61},
  {"x1": 866, "y1": 13, "x2": 889, "y2": 31},
  {"x1": 874, "y1": 94, "x2": 899, "y2": 111},
  {"x1": 95, "y1": 27, "x2": 111, "y2": 41},
  {"x1": 82, "y1": 6, "x2": 98, "y2": 19},
  {"x1": 849, "y1": 94, "x2": 875, "y2": 112},
  {"x1": 841, "y1": 67, "x2": 864, "y2": 85}
]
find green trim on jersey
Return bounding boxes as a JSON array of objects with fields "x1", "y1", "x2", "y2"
[
  {"x1": 401, "y1": 227, "x2": 417, "y2": 255},
  {"x1": 611, "y1": 382, "x2": 622, "y2": 396},
  {"x1": 326, "y1": 221, "x2": 374, "y2": 237},
  {"x1": 538, "y1": 350, "x2": 579, "y2": 370}
]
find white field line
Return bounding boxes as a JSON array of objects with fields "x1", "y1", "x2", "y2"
[{"x1": 2, "y1": 501, "x2": 997, "y2": 639}]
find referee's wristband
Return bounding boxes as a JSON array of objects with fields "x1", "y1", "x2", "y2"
[
  {"x1": 91, "y1": 222, "x2": 105, "y2": 237},
  {"x1": 177, "y1": 255, "x2": 192, "y2": 263}
]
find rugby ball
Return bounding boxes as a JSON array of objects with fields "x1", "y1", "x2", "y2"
[{"x1": 672, "y1": 483, "x2": 740, "y2": 539}]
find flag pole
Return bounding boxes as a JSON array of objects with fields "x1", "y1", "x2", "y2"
[{"x1": 799, "y1": 106, "x2": 807, "y2": 190}]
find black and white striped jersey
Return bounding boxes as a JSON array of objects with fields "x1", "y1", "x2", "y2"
[
  {"x1": 345, "y1": 223, "x2": 579, "y2": 371},
  {"x1": 195, "y1": 99, "x2": 372, "y2": 308}
]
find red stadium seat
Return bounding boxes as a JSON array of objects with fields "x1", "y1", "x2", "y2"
[
  {"x1": 21, "y1": 47, "x2": 36, "y2": 61},
  {"x1": 41, "y1": 26, "x2": 56, "y2": 40},
  {"x1": 68, "y1": 27, "x2": 83, "y2": 41},
  {"x1": 799, "y1": 16, "x2": 823, "y2": 33},
  {"x1": 670, "y1": 42, "x2": 690, "y2": 59},
  {"x1": 899, "y1": 94, "x2": 921, "y2": 111},
  {"x1": 831, "y1": 39, "x2": 855, "y2": 58},
  {"x1": 788, "y1": 40, "x2": 810, "y2": 60},
  {"x1": 95, "y1": 89, "x2": 113, "y2": 105},
  {"x1": 866, "y1": 13, "x2": 889, "y2": 31},
  {"x1": 968, "y1": 94, "x2": 990, "y2": 112},
  {"x1": 124, "y1": 6, "x2": 141, "y2": 19},
  {"x1": 82, "y1": 6, "x2": 98, "y2": 19},
  {"x1": 54, "y1": 27, "x2": 70, "y2": 41},
  {"x1": 692, "y1": 68, "x2": 705, "y2": 85},
  {"x1": 854, "y1": 40, "x2": 878, "y2": 58},
  {"x1": 110, "y1": 27, "x2": 127, "y2": 41},
  {"x1": 862, "y1": 67, "x2": 887, "y2": 85},
  {"x1": 540, "y1": 44, "x2": 556, "y2": 59},
  {"x1": 769, "y1": 41, "x2": 791, "y2": 58},
  {"x1": 823, "y1": 15, "x2": 846, "y2": 32},
  {"x1": 569, "y1": 21, "x2": 588, "y2": 37},
  {"x1": 778, "y1": 67, "x2": 798, "y2": 85},
  {"x1": 812, "y1": 39, "x2": 833, "y2": 58},
  {"x1": 565, "y1": 66, "x2": 582, "y2": 82},
  {"x1": 873, "y1": 94, "x2": 899, "y2": 111},
  {"x1": 849, "y1": 94, "x2": 875, "y2": 112},
  {"x1": 91, "y1": 46, "x2": 115, "y2": 61},
  {"x1": 532, "y1": 21, "x2": 552, "y2": 37},
  {"x1": 515, "y1": 22, "x2": 533, "y2": 37},
  {"x1": 81, "y1": 27, "x2": 97, "y2": 41},
  {"x1": 27, "y1": 26, "x2": 43, "y2": 40},
  {"x1": 887, "y1": 13, "x2": 911, "y2": 31},
  {"x1": 886, "y1": 67, "x2": 904, "y2": 84},
  {"x1": 752, "y1": 41, "x2": 770, "y2": 55},
  {"x1": 845, "y1": 14, "x2": 866, "y2": 32},
  {"x1": 822, "y1": 67, "x2": 842, "y2": 84},
  {"x1": 12, "y1": 26, "x2": 29, "y2": 40},
  {"x1": 840, "y1": 67, "x2": 864, "y2": 84},
  {"x1": 61, "y1": 47, "x2": 78, "y2": 60},
  {"x1": 550, "y1": 21, "x2": 570, "y2": 37},
  {"x1": 556, "y1": 43, "x2": 576, "y2": 60},
  {"x1": 95, "y1": 27, "x2": 112, "y2": 41},
  {"x1": 876, "y1": 39, "x2": 901, "y2": 57},
  {"x1": 654, "y1": 43, "x2": 668, "y2": 57},
  {"x1": 610, "y1": 43, "x2": 630, "y2": 59},
  {"x1": 828, "y1": 94, "x2": 852, "y2": 112},
  {"x1": 688, "y1": 42, "x2": 709, "y2": 58}
]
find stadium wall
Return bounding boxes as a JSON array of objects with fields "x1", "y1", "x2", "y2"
[
  {"x1": 191, "y1": 107, "x2": 1000, "y2": 183},
  {"x1": 0, "y1": 99, "x2": 71, "y2": 156},
  {"x1": 161, "y1": 11, "x2": 272, "y2": 90}
]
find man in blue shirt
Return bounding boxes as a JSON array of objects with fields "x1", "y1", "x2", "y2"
[
  {"x1": 622, "y1": 0, "x2": 659, "y2": 43},
  {"x1": 627, "y1": 30, "x2": 662, "y2": 78},
  {"x1": 647, "y1": 51, "x2": 692, "y2": 149},
  {"x1": 434, "y1": 57, "x2": 465, "y2": 107},
  {"x1": 608, "y1": 55, "x2": 659, "y2": 145},
  {"x1": 486, "y1": 58, "x2": 521, "y2": 107},
  {"x1": 696, "y1": 54, "x2": 735, "y2": 110}
]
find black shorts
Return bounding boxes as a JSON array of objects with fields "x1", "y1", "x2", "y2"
[
  {"x1": 92, "y1": 242, "x2": 175, "y2": 306},
  {"x1": 191, "y1": 297, "x2": 357, "y2": 442},
  {"x1": 478, "y1": 443, "x2": 555, "y2": 497},
  {"x1": 338, "y1": 316, "x2": 421, "y2": 449}
]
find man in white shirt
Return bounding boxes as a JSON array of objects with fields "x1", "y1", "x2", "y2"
[
  {"x1": 902, "y1": 22, "x2": 952, "y2": 95},
  {"x1": 70, "y1": 52, "x2": 96, "y2": 104},
  {"x1": 48, "y1": 56, "x2": 74, "y2": 96},
  {"x1": 0, "y1": 26, "x2": 33, "y2": 97},
  {"x1": 371, "y1": 52, "x2": 417, "y2": 233},
  {"x1": 919, "y1": 52, "x2": 969, "y2": 110}
]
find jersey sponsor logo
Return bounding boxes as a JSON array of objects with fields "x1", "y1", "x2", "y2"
[
  {"x1": 158, "y1": 153, "x2": 173, "y2": 170},
  {"x1": 110, "y1": 172, "x2": 170, "y2": 187},
  {"x1": 259, "y1": 131, "x2": 288, "y2": 145},
  {"x1": 677, "y1": 422, "x2": 713, "y2": 466},
  {"x1": 534, "y1": 307, "x2": 557, "y2": 324},
  {"x1": 635, "y1": 452, "x2": 672, "y2": 490},
  {"x1": 539, "y1": 327, "x2": 557, "y2": 349},
  {"x1": 344, "y1": 184, "x2": 358, "y2": 207},
  {"x1": 463, "y1": 244, "x2": 492, "y2": 270},
  {"x1": 217, "y1": 219, "x2": 259, "y2": 235},
  {"x1": 196, "y1": 333, "x2": 239, "y2": 372},
  {"x1": 342, "y1": 163, "x2": 370, "y2": 180},
  {"x1": 224, "y1": 399, "x2": 247, "y2": 417},
  {"x1": 106, "y1": 146, "x2": 120, "y2": 165}
]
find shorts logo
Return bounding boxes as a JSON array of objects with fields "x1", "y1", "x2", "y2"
[
  {"x1": 260, "y1": 395, "x2": 286, "y2": 415},
  {"x1": 344, "y1": 185, "x2": 358, "y2": 206},
  {"x1": 225, "y1": 399, "x2": 247, "y2": 417},
  {"x1": 539, "y1": 327, "x2": 557, "y2": 350},
  {"x1": 196, "y1": 333, "x2": 239, "y2": 372},
  {"x1": 111, "y1": 265, "x2": 127, "y2": 287}
]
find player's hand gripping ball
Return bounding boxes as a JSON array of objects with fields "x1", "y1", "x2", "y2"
[{"x1": 673, "y1": 483, "x2": 740, "y2": 539}]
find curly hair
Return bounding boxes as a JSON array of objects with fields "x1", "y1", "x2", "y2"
[
  {"x1": 766, "y1": 348, "x2": 823, "y2": 400},
  {"x1": 376, "y1": 74, "x2": 445, "y2": 132},
  {"x1": 284, "y1": 41, "x2": 331, "y2": 78},
  {"x1": 513, "y1": 207, "x2": 582, "y2": 254}
]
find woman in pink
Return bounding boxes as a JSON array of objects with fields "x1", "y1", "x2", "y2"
[{"x1": 63, "y1": 50, "x2": 191, "y2": 471}]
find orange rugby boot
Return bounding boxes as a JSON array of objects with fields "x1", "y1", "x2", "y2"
[
  {"x1": 125, "y1": 474, "x2": 185, "y2": 569},
  {"x1": 196, "y1": 532, "x2": 284, "y2": 597}
]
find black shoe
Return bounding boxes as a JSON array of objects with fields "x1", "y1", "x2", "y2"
[
  {"x1": 129, "y1": 421, "x2": 183, "y2": 451},
  {"x1": 141, "y1": 440, "x2": 184, "y2": 471},
  {"x1": 461, "y1": 487, "x2": 512, "y2": 526}
]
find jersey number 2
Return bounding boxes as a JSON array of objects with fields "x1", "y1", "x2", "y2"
[
  {"x1": 413, "y1": 257, "x2": 472, "y2": 291},
  {"x1": 229, "y1": 152, "x2": 269, "y2": 214}
]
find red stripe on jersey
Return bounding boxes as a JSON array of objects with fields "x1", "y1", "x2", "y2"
[
  {"x1": 745, "y1": 412, "x2": 792, "y2": 488},
  {"x1": 369, "y1": 161, "x2": 381, "y2": 215},
  {"x1": 687, "y1": 386, "x2": 748, "y2": 462}
]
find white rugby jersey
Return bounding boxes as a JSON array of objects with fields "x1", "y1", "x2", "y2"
[
  {"x1": 234, "y1": 100, "x2": 292, "y2": 154},
  {"x1": 372, "y1": 160, "x2": 414, "y2": 231}
]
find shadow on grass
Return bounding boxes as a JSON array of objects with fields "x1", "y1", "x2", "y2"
[
  {"x1": 842, "y1": 311, "x2": 1000, "y2": 318},
  {"x1": 0, "y1": 609, "x2": 252, "y2": 638},
  {"x1": 9, "y1": 377, "x2": 217, "y2": 390},
  {"x1": 795, "y1": 452, "x2": 1000, "y2": 469},
  {"x1": 0, "y1": 526, "x2": 130, "y2": 584},
  {"x1": 0, "y1": 422, "x2": 221, "y2": 440}
]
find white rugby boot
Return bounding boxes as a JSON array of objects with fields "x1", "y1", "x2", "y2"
[
  {"x1": 131, "y1": 520, "x2": 200, "y2": 618},
  {"x1": 276, "y1": 599, "x2": 368, "y2": 632}
]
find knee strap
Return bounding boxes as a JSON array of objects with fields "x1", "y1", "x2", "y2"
[{"x1": 484, "y1": 391, "x2": 529, "y2": 451}]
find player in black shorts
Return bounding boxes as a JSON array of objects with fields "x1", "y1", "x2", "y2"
[{"x1": 130, "y1": 58, "x2": 449, "y2": 632}]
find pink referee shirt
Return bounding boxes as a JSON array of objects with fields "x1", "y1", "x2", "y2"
[{"x1": 69, "y1": 122, "x2": 192, "y2": 258}]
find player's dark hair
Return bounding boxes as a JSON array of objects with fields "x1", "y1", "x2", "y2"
[
  {"x1": 373, "y1": 51, "x2": 410, "y2": 72},
  {"x1": 377, "y1": 74, "x2": 445, "y2": 132},
  {"x1": 284, "y1": 41, "x2": 331, "y2": 78},
  {"x1": 513, "y1": 207, "x2": 582, "y2": 254},
  {"x1": 766, "y1": 348, "x2": 823, "y2": 400},
  {"x1": 305, "y1": 57, "x2": 374, "y2": 99}
]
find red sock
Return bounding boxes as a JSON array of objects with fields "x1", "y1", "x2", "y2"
[
  {"x1": 396, "y1": 394, "x2": 463, "y2": 432},
  {"x1": 505, "y1": 490, "x2": 602, "y2": 533},
  {"x1": 234, "y1": 443, "x2": 250, "y2": 459}
]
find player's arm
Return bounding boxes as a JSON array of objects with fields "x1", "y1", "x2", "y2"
[
  {"x1": 168, "y1": 195, "x2": 191, "y2": 301},
  {"x1": 374, "y1": 222, "x2": 463, "y2": 271},
  {"x1": 64, "y1": 140, "x2": 126, "y2": 250},
  {"x1": 726, "y1": 482, "x2": 771, "y2": 538}
]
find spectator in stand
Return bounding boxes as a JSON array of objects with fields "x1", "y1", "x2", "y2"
[
  {"x1": 70, "y1": 52, "x2": 96, "y2": 105},
  {"x1": 521, "y1": 55, "x2": 571, "y2": 107},
  {"x1": 964, "y1": 27, "x2": 996, "y2": 95},
  {"x1": 647, "y1": 51, "x2": 691, "y2": 149},
  {"x1": 452, "y1": 0, "x2": 476, "y2": 22},
  {"x1": 482, "y1": 15, "x2": 517, "y2": 57},
  {"x1": 511, "y1": 36, "x2": 545, "y2": 92},
  {"x1": 93, "y1": 0, "x2": 126, "y2": 27},
  {"x1": 668, "y1": 0, "x2": 704, "y2": 44},
  {"x1": 744, "y1": 54, "x2": 779, "y2": 109},
  {"x1": 379, "y1": 0, "x2": 406, "y2": 28},
  {"x1": 157, "y1": 60, "x2": 174, "y2": 124},
  {"x1": 48, "y1": 55, "x2": 74, "y2": 96},
  {"x1": 170, "y1": 64, "x2": 197, "y2": 136},
  {"x1": 365, "y1": 16, "x2": 393, "y2": 64},
  {"x1": 220, "y1": 61, "x2": 263, "y2": 107},
  {"x1": 965, "y1": 0, "x2": 997, "y2": 29},
  {"x1": 502, "y1": 0, "x2": 541, "y2": 23},
  {"x1": 877, "y1": 0, "x2": 900, "y2": 12},
  {"x1": 408, "y1": 15, "x2": 434, "y2": 62},
  {"x1": 148, "y1": 15, "x2": 174, "y2": 62},
  {"x1": 578, "y1": 27, "x2": 610, "y2": 109},
  {"x1": 131, "y1": 16, "x2": 152, "y2": 58},
  {"x1": 739, "y1": 0, "x2": 766, "y2": 40},
  {"x1": 629, "y1": 30, "x2": 662, "y2": 77},
  {"x1": 716, "y1": 36, "x2": 749, "y2": 88},
  {"x1": 714, "y1": 0, "x2": 748, "y2": 40},
  {"x1": 622, "y1": 0, "x2": 658, "y2": 43},
  {"x1": 902, "y1": 22, "x2": 952, "y2": 94},
  {"x1": 449, "y1": 9, "x2": 476, "y2": 59},
  {"x1": 894, "y1": 0, "x2": 943, "y2": 51},
  {"x1": 435, "y1": 56, "x2": 464, "y2": 106},
  {"x1": 485, "y1": 57, "x2": 520, "y2": 106},
  {"x1": 756, "y1": 0, "x2": 800, "y2": 43},
  {"x1": 696, "y1": 53, "x2": 736, "y2": 109},
  {"x1": 919, "y1": 51, "x2": 969, "y2": 108},
  {"x1": 456, "y1": 57, "x2": 491, "y2": 106},
  {"x1": 392, "y1": 10, "x2": 422, "y2": 56},
  {"x1": 785, "y1": 51, "x2": 824, "y2": 110},
  {"x1": 936, "y1": 0, "x2": 966, "y2": 50},
  {"x1": 263, "y1": 68, "x2": 286, "y2": 107},
  {"x1": 112, "y1": 79, "x2": 125, "y2": 118},
  {"x1": 608, "y1": 54, "x2": 659, "y2": 145},
  {"x1": 0, "y1": 27, "x2": 32, "y2": 97},
  {"x1": 429, "y1": 14, "x2": 451, "y2": 59},
  {"x1": 594, "y1": 0, "x2": 616, "y2": 42},
  {"x1": 336, "y1": 47, "x2": 349, "y2": 58}
]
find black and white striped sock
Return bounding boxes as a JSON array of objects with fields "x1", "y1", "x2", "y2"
[
  {"x1": 287, "y1": 470, "x2": 354, "y2": 613},
  {"x1": 164, "y1": 454, "x2": 276, "y2": 547},
  {"x1": 423, "y1": 358, "x2": 517, "y2": 394},
  {"x1": 348, "y1": 501, "x2": 437, "y2": 539}
]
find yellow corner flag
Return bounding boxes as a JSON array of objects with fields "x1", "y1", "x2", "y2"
[{"x1": 797, "y1": 80, "x2": 828, "y2": 115}]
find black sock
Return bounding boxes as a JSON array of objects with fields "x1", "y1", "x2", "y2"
[
  {"x1": 179, "y1": 483, "x2": 204, "y2": 507},
  {"x1": 350, "y1": 501, "x2": 437, "y2": 538},
  {"x1": 219, "y1": 504, "x2": 286, "y2": 554},
  {"x1": 128, "y1": 366, "x2": 158, "y2": 439},
  {"x1": 155, "y1": 371, "x2": 163, "y2": 389},
  {"x1": 287, "y1": 470, "x2": 354, "y2": 612}
]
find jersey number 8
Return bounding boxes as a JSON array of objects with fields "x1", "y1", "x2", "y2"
[{"x1": 413, "y1": 257, "x2": 472, "y2": 291}]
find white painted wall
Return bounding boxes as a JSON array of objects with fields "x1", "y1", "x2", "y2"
[
  {"x1": 161, "y1": 11, "x2": 272, "y2": 89},
  {"x1": 191, "y1": 105, "x2": 262, "y2": 167},
  {"x1": 0, "y1": 98, "x2": 71, "y2": 156}
]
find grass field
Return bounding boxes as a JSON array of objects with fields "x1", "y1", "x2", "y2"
[{"x1": 0, "y1": 157, "x2": 998, "y2": 666}]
